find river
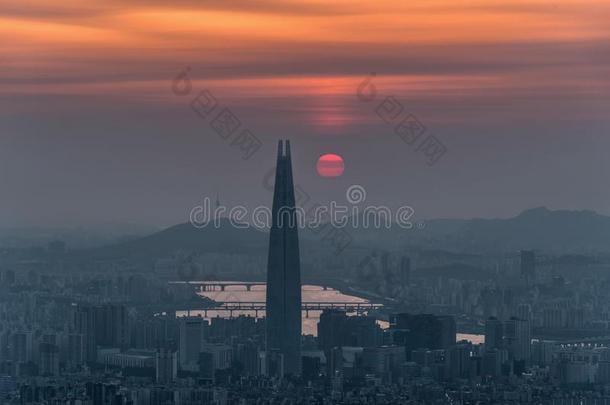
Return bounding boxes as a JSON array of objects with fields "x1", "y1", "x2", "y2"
[{"x1": 176, "y1": 282, "x2": 484, "y2": 344}]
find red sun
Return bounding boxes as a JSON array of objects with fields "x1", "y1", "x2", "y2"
[{"x1": 316, "y1": 153, "x2": 345, "y2": 177}]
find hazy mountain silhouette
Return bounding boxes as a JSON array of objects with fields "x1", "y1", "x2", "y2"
[
  {"x1": 83, "y1": 218, "x2": 267, "y2": 260},
  {"x1": 316, "y1": 206, "x2": 610, "y2": 254},
  {"x1": 84, "y1": 207, "x2": 610, "y2": 260},
  {"x1": 413, "y1": 207, "x2": 610, "y2": 254}
]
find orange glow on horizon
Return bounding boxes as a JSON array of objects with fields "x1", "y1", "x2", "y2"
[{"x1": 1, "y1": 0, "x2": 609, "y2": 128}]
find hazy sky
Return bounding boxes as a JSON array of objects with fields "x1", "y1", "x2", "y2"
[{"x1": 1, "y1": 0, "x2": 609, "y2": 228}]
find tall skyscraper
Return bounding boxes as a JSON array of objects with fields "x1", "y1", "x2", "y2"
[
  {"x1": 95, "y1": 304, "x2": 129, "y2": 349},
  {"x1": 318, "y1": 309, "x2": 382, "y2": 359},
  {"x1": 400, "y1": 256, "x2": 411, "y2": 288},
  {"x1": 39, "y1": 343, "x2": 59, "y2": 376},
  {"x1": 74, "y1": 305, "x2": 97, "y2": 363},
  {"x1": 520, "y1": 250, "x2": 535, "y2": 283},
  {"x1": 504, "y1": 317, "x2": 532, "y2": 364},
  {"x1": 485, "y1": 317, "x2": 504, "y2": 351},
  {"x1": 390, "y1": 313, "x2": 456, "y2": 358},
  {"x1": 155, "y1": 348, "x2": 177, "y2": 383},
  {"x1": 266, "y1": 140, "x2": 302, "y2": 376},
  {"x1": 178, "y1": 317, "x2": 207, "y2": 372}
]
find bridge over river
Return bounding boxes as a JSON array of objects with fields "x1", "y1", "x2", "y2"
[
  {"x1": 195, "y1": 301, "x2": 384, "y2": 318},
  {"x1": 171, "y1": 280, "x2": 337, "y2": 292}
]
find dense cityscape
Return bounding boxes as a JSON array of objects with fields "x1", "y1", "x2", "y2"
[
  {"x1": 1, "y1": 142, "x2": 610, "y2": 404},
  {"x1": 3, "y1": 0, "x2": 609, "y2": 403},
  {"x1": 3, "y1": 231, "x2": 610, "y2": 404}
]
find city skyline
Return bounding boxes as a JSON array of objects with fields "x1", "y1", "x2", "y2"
[{"x1": 1, "y1": 1, "x2": 609, "y2": 403}]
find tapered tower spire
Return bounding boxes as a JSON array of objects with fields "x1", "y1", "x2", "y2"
[{"x1": 265, "y1": 139, "x2": 302, "y2": 376}]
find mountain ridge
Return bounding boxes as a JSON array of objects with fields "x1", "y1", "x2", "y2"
[{"x1": 78, "y1": 206, "x2": 610, "y2": 259}]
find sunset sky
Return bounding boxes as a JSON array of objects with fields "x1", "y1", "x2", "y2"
[{"x1": 1, "y1": 0, "x2": 609, "y2": 227}]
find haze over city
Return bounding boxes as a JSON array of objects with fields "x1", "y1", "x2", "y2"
[{"x1": 1, "y1": 1, "x2": 610, "y2": 404}]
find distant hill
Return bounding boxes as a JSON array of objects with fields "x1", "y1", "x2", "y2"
[
  {"x1": 79, "y1": 207, "x2": 610, "y2": 261},
  {"x1": 422, "y1": 207, "x2": 610, "y2": 254},
  {"x1": 318, "y1": 206, "x2": 610, "y2": 254},
  {"x1": 82, "y1": 219, "x2": 267, "y2": 260}
]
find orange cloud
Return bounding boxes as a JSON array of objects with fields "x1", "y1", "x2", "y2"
[{"x1": 1, "y1": 0, "x2": 609, "y2": 126}]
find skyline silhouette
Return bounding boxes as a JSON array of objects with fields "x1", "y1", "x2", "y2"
[
  {"x1": 1, "y1": 1, "x2": 609, "y2": 403},
  {"x1": 265, "y1": 140, "x2": 303, "y2": 376}
]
